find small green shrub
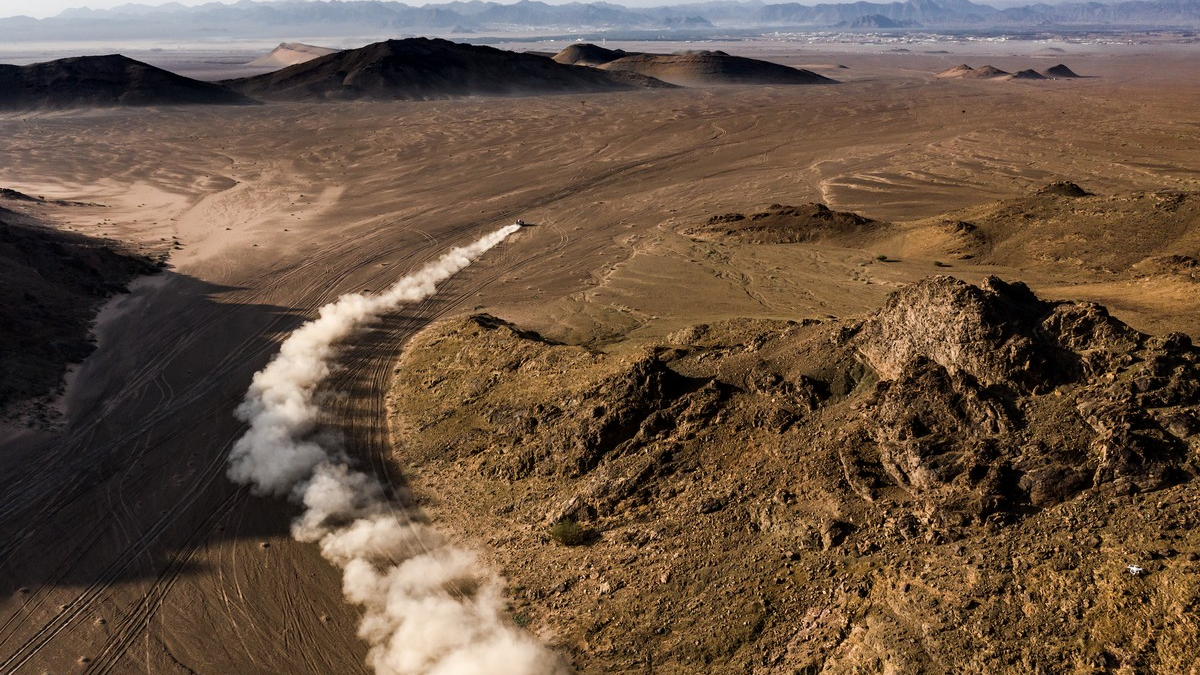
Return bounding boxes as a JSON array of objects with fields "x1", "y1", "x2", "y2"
[
  {"x1": 548, "y1": 519, "x2": 587, "y2": 546},
  {"x1": 513, "y1": 612, "x2": 532, "y2": 628}
]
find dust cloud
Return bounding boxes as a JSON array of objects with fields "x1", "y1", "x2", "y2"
[{"x1": 227, "y1": 224, "x2": 569, "y2": 675}]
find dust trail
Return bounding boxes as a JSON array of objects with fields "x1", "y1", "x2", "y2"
[{"x1": 227, "y1": 224, "x2": 568, "y2": 675}]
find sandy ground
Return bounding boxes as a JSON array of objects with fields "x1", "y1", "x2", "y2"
[{"x1": 0, "y1": 42, "x2": 1198, "y2": 674}]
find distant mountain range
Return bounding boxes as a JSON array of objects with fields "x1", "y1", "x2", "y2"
[{"x1": 3, "y1": 0, "x2": 1200, "y2": 41}]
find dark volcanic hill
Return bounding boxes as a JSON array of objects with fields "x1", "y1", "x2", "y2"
[
  {"x1": 598, "y1": 50, "x2": 836, "y2": 86},
  {"x1": 224, "y1": 37, "x2": 666, "y2": 101},
  {"x1": 0, "y1": 54, "x2": 253, "y2": 110},
  {"x1": 1044, "y1": 63, "x2": 1083, "y2": 78},
  {"x1": 1009, "y1": 68, "x2": 1047, "y2": 80}
]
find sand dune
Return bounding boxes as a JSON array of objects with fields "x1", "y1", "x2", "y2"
[
  {"x1": 935, "y1": 63, "x2": 977, "y2": 78},
  {"x1": 0, "y1": 54, "x2": 252, "y2": 109},
  {"x1": 246, "y1": 42, "x2": 341, "y2": 68},
  {"x1": 552, "y1": 43, "x2": 630, "y2": 66},
  {"x1": 225, "y1": 37, "x2": 660, "y2": 101}
]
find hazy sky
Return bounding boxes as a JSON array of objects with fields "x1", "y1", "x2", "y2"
[
  {"x1": 5, "y1": 0, "x2": 676, "y2": 19},
  {"x1": 0, "y1": 0, "x2": 1064, "y2": 20}
]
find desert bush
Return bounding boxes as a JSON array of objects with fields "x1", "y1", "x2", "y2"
[{"x1": 548, "y1": 519, "x2": 587, "y2": 546}]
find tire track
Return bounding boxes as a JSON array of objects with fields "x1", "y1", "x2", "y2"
[{"x1": 1, "y1": 109, "x2": 702, "y2": 673}]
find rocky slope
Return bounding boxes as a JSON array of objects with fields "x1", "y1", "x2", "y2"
[
  {"x1": 0, "y1": 191, "x2": 160, "y2": 425},
  {"x1": 928, "y1": 184, "x2": 1200, "y2": 275},
  {"x1": 389, "y1": 276, "x2": 1199, "y2": 674}
]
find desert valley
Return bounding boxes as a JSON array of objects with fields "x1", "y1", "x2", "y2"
[{"x1": 1, "y1": 5, "x2": 1199, "y2": 674}]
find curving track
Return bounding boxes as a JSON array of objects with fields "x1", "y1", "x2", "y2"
[{"x1": 0, "y1": 99, "x2": 613, "y2": 675}]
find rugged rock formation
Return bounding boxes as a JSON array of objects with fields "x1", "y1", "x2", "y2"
[
  {"x1": 853, "y1": 275, "x2": 1191, "y2": 518},
  {"x1": 389, "y1": 277, "x2": 1199, "y2": 674},
  {"x1": 857, "y1": 275, "x2": 1083, "y2": 389},
  {"x1": 1037, "y1": 180, "x2": 1090, "y2": 196}
]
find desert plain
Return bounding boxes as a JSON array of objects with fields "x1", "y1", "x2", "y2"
[{"x1": 1, "y1": 38, "x2": 1200, "y2": 674}]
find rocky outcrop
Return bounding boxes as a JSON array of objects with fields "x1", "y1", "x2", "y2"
[
  {"x1": 1037, "y1": 180, "x2": 1090, "y2": 196},
  {"x1": 391, "y1": 314, "x2": 705, "y2": 485},
  {"x1": 856, "y1": 275, "x2": 1072, "y2": 390},
  {"x1": 684, "y1": 203, "x2": 885, "y2": 244},
  {"x1": 389, "y1": 278, "x2": 1199, "y2": 675},
  {"x1": 397, "y1": 276, "x2": 1198, "y2": 531},
  {"x1": 850, "y1": 275, "x2": 1196, "y2": 517}
]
